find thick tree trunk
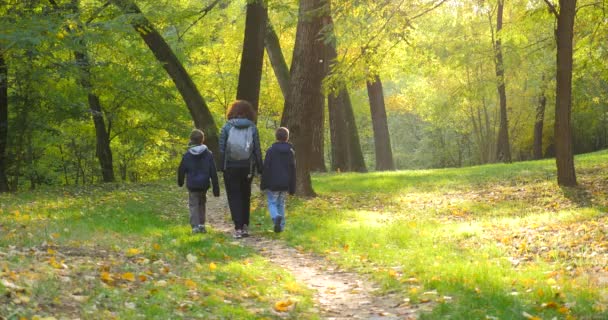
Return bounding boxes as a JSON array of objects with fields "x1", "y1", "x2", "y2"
[
  {"x1": 264, "y1": 22, "x2": 290, "y2": 100},
  {"x1": 533, "y1": 75, "x2": 547, "y2": 160},
  {"x1": 366, "y1": 75, "x2": 395, "y2": 171},
  {"x1": 324, "y1": 13, "x2": 366, "y2": 173},
  {"x1": 111, "y1": 0, "x2": 219, "y2": 154},
  {"x1": 236, "y1": 0, "x2": 267, "y2": 114},
  {"x1": 554, "y1": 0, "x2": 577, "y2": 186},
  {"x1": 494, "y1": 0, "x2": 511, "y2": 163},
  {"x1": 281, "y1": 0, "x2": 325, "y2": 196},
  {"x1": 0, "y1": 51, "x2": 9, "y2": 192}
]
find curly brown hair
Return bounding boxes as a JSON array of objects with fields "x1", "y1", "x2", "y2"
[{"x1": 227, "y1": 100, "x2": 256, "y2": 121}]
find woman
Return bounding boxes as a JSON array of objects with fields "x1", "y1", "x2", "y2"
[{"x1": 219, "y1": 100, "x2": 263, "y2": 238}]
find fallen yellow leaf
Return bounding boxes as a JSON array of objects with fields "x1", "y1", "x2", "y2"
[
  {"x1": 184, "y1": 279, "x2": 197, "y2": 289},
  {"x1": 126, "y1": 248, "x2": 141, "y2": 256},
  {"x1": 100, "y1": 271, "x2": 113, "y2": 283},
  {"x1": 209, "y1": 262, "x2": 217, "y2": 271},
  {"x1": 121, "y1": 272, "x2": 135, "y2": 282},
  {"x1": 273, "y1": 299, "x2": 293, "y2": 312}
]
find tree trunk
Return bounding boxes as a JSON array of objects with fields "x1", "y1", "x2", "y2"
[
  {"x1": 74, "y1": 50, "x2": 115, "y2": 182},
  {"x1": 281, "y1": 0, "x2": 325, "y2": 196},
  {"x1": 0, "y1": 50, "x2": 9, "y2": 192},
  {"x1": 236, "y1": 0, "x2": 267, "y2": 114},
  {"x1": 533, "y1": 75, "x2": 547, "y2": 160},
  {"x1": 111, "y1": 0, "x2": 219, "y2": 155},
  {"x1": 264, "y1": 22, "x2": 290, "y2": 100},
  {"x1": 493, "y1": 0, "x2": 511, "y2": 163},
  {"x1": 554, "y1": 0, "x2": 577, "y2": 186},
  {"x1": 323, "y1": 12, "x2": 366, "y2": 173},
  {"x1": 366, "y1": 75, "x2": 395, "y2": 171}
]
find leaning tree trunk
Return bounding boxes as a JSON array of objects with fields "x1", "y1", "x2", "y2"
[
  {"x1": 554, "y1": 0, "x2": 577, "y2": 186},
  {"x1": 493, "y1": 0, "x2": 511, "y2": 163},
  {"x1": 533, "y1": 75, "x2": 547, "y2": 160},
  {"x1": 281, "y1": 0, "x2": 325, "y2": 196},
  {"x1": 111, "y1": 0, "x2": 219, "y2": 154},
  {"x1": 323, "y1": 12, "x2": 366, "y2": 173},
  {"x1": 236, "y1": 0, "x2": 267, "y2": 115},
  {"x1": 264, "y1": 22, "x2": 290, "y2": 100},
  {"x1": 0, "y1": 50, "x2": 9, "y2": 192},
  {"x1": 366, "y1": 75, "x2": 395, "y2": 171}
]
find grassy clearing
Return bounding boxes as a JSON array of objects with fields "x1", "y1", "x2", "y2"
[
  {"x1": 0, "y1": 183, "x2": 317, "y2": 319},
  {"x1": 254, "y1": 150, "x2": 608, "y2": 319}
]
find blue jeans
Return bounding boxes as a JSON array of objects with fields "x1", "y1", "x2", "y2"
[{"x1": 266, "y1": 190, "x2": 286, "y2": 230}]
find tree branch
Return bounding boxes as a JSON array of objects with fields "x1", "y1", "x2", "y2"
[
  {"x1": 177, "y1": 0, "x2": 223, "y2": 41},
  {"x1": 542, "y1": 0, "x2": 559, "y2": 17},
  {"x1": 86, "y1": 2, "x2": 111, "y2": 25}
]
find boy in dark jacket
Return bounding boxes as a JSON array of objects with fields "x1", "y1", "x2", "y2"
[
  {"x1": 178, "y1": 129, "x2": 220, "y2": 234},
  {"x1": 260, "y1": 127, "x2": 296, "y2": 233}
]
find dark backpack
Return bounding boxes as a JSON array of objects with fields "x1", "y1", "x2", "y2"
[{"x1": 226, "y1": 126, "x2": 254, "y2": 161}]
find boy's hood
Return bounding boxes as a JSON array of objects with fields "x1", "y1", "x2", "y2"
[
  {"x1": 188, "y1": 145, "x2": 208, "y2": 155},
  {"x1": 228, "y1": 118, "x2": 254, "y2": 128},
  {"x1": 273, "y1": 142, "x2": 292, "y2": 153}
]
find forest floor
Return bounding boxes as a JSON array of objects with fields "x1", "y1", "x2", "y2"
[
  {"x1": 1, "y1": 150, "x2": 608, "y2": 319},
  {"x1": 206, "y1": 194, "x2": 424, "y2": 319}
]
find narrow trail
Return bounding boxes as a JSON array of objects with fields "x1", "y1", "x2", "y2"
[{"x1": 206, "y1": 194, "x2": 421, "y2": 320}]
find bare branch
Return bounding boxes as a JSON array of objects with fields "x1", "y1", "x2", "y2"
[
  {"x1": 178, "y1": 0, "x2": 223, "y2": 41},
  {"x1": 542, "y1": 0, "x2": 559, "y2": 17},
  {"x1": 86, "y1": 2, "x2": 111, "y2": 25}
]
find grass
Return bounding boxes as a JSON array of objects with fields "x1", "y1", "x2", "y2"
[
  {"x1": 253, "y1": 150, "x2": 608, "y2": 319},
  {"x1": 0, "y1": 182, "x2": 317, "y2": 319}
]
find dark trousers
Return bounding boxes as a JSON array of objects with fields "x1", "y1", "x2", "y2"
[
  {"x1": 188, "y1": 191, "x2": 207, "y2": 227},
  {"x1": 224, "y1": 167, "x2": 252, "y2": 230}
]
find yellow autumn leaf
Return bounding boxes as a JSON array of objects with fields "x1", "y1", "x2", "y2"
[
  {"x1": 50, "y1": 233, "x2": 60, "y2": 239},
  {"x1": 121, "y1": 272, "x2": 135, "y2": 282},
  {"x1": 152, "y1": 244, "x2": 161, "y2": 250},
  {"x1": 184, "y1": 279, "x2": 197, "y2": 289},
  {"x1": 48, "y1": 257, "x2": 62, "y2": 269},
  {"x1": 542, "y1": 301, "x2": 559, "y2": 309},
  {"x1": 100, "y1": 272, "x2": 113, "y2": 284},
  {"x1": 522, "y1": 311, "x2": 541, "y2": 320},
  {"x1": 388, "y1": 269, "x2": 398, "y2": 278},
  {"x1": 284, "y1": 282, "x2": 300, "y2": 293},
  {"x1": 47, "y1": 248, "x2": 56, "y2": 255},
  {"x1": 126, "y1": 248, "x2": 141, "y2": 256},
  {"x1": 273, "y1": 299, "x2": 293, "y2": 312},
  {"x1": 138, "y1": 275, "x2": 148, "y2": 282},
  {"x1": 209, "y1": 262, "x2": 217, "y2": 271}
]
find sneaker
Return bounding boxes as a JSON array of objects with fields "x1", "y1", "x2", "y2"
[
  {"x1": 232, "y1": 229, "x2": 243, "y2": 239},
  {"x1": 242, "y1": 224, "x2": 250, "y2": 237},
  {"x1": 191, "y1": 226, "x2": 200, "y2": 234},
  {"x1": 197, "y1": 224, "x2": 207, "y2": 233},
  {"x1": 274, "y1": 216, "x2": 283, "y2": 233}
]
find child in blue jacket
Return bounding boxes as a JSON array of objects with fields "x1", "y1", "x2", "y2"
[
  {"x1": 178, "y1": 129, "x2": 220, "y2": 234},
  {"x1": 260, "y1": 127, "x2": 296, "y2": 232}
]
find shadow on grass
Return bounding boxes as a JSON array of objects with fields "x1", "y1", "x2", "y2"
[{"x1": 560, "y1": 185, "x2": 593, "y2": 208}]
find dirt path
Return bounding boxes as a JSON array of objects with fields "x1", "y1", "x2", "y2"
[{"x1": 206, "y1": 194, "x2": 421, "y2": 319}]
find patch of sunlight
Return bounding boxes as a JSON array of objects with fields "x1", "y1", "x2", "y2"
[{"x1": 333, "y1": 210, "x2": 392, "y2": 228}]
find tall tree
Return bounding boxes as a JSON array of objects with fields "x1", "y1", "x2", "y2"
[
  {"x1": 281, "y1": 0, "x2": 325, "y2": 196},
  {"x1": 0, "y1": 49, "x2": 8, "y2": 192},
  {"x1": 266, "y1": 19, "x2": 326, "y2": 172},
  {"x1": 492, "y1": 0, "x2": 511, "y2": 163},
  {"x1": 323, "y1": 7, "x2": 367, "y2": 173},
  {"x1": 52, "y1": 0, "x2": 115, "y2": 182},
  {"x1": 533, "y1": 75, "x2": 547, "y2": 160},
  {"x1": 110, "y1": 0, "x2": 219, "y2": 155},
  {"x1": 236, "y1": 0, "x2": 267, "y2": 114},
  {"x1": 544, "y1": 0, "x2": 577, "y2": 186},
  {"x1": 264, "y1": 22, "x2": 290, "y2": 101},
  {"x1": 366, "y1": 74, "x2": 395, "y2": 171}
]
